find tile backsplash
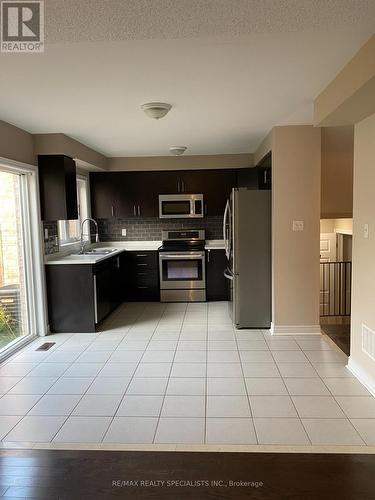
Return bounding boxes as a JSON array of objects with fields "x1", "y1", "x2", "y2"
[
  {"x1": 97, "y1": 216, "x2": 223, "y2": 241},
  {"x1": 42, "y1": 216, "x2": 223, "y2": 254}
]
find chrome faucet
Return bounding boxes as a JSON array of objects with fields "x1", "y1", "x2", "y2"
[{"x1": 79, "y1": 218, "x2": 99, "y2": 254}]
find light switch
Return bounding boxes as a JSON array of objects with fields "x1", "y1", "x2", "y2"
[
  {"x1": 121, "y1": 229, "x2": 127, "y2": 237},
  {"x1": 364, "y1": 223, "x2": 369, "y2": 239},
  {"x1": 292, "y1": 220, "x2": 304, "y2": 232}
]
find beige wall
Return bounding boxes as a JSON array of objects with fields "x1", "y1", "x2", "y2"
[
  {"x1": 314, "y1": 35, "x2": 375, "y2": 126},
  {"x1": 0, "y1": 120, "x2": 35, "y2": 165},
  {"x1": 272, "y1": 126, "x2": 321, "y2": 331},
  {"x1": 320, "y1": 218, "x2": 353, "y2": 234},
  {"x1": 253, "y1": 132, "x2": 272, "y2": 166},
  {"x1": 109, "y1": 154, "x2": 253, "y2": 171},
  {"x1": 350, "y1": 112, "x2": 375, "y2": 388},
  {"x1": 33, "y1": 134, "x2": 108, "y2": 170},
  {"x1": 321, "y1": 126, "x2": 354, "y2": 218}
]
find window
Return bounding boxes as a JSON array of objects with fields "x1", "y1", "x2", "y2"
[{"x1": 58, "y1": 176, "x2": 89, "y2": 245}]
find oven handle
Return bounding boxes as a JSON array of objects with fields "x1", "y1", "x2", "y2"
[{"x1": 160, "y1": 254, "x2": 204, "y2": 259}]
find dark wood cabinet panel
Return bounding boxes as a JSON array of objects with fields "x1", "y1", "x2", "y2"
[
  {"x1": 90, "y1": 168, "x2": 239, "y2": 220},
  {"x1": 205, "y1": 169, "x2": 237, "y2": 216},
  {"x1": 46, "y1": 253, "x2": 124, "y2": 333},
  {"x1": 90, "y1": 173, "x2": 116, "y2": 218},
  {"x1": 45, "y1": 264, "x2": 95, "y2": 333},
  {"x1": 237, "y1": 168, "x2": 259, "y2": 189},
  {"x1": 257, "y1": 152, "x2": 272, "y2": 190},
  {"x1": 123, "y1": 251, "x2": 159, "y2": 301},
  {"x1": 206, "y1": 249, "x2": 229, "y2": 301},
  {"x1": 94, "y1": 255, "x2": 122, "y2": 322},
  {"x1": 258, "y1": 166, "x2": 272, "y2": 190},
  {"x1": 38, "y1": 155, "x2": 78, "y2": 221}
]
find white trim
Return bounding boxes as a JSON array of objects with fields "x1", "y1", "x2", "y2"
[
  {"x1": 1, "y1": 441, "x2": 375, "y2": 454},
  {"x1": 334, "y1": 228, "x2": 353, "y2": 235},
  {"x1": 0, "y1": 156, "x2": 37, "y2": 173},
  {"x1": 270, "y1": 323, "x2": 322, "y2": 336},
  {"x1": 347, "y1": 357, "x2": 375, "y2": 397},
  {"x1": 0, "y1": 158, "x2": 48, "y2": 362}
]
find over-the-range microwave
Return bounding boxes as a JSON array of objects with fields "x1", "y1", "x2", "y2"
[{"x1": 159, "y1": 194, "x2": 204, "y2": 219}]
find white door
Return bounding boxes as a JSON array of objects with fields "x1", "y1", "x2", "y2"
[{"x1": 320, "y1": 233, "x2": 337, "y2": 316}]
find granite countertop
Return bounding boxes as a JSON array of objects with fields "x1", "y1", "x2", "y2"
[{"x1": 45, "y1": 240, "x2": 226, "y2": 265}]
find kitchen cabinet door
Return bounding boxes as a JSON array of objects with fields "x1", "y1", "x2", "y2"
[
  {"x1": 38, "y1": 155, "x2": 78, "y2": 221},
  {"x1": 202, "y1": 169, "x2": 237, "y2": 216},
  {"x1": 95, "y1": 254, "x2": 122, "y2": 322},
  {"x1": 124, "y1": 251, "x2": 159, "y2": 301},
  {"x1": 131, "y1": 172, "x2": 161, "y2": 217},
  {"x1": 90, "y1": 173, "x2": 116, "y2": 219},
  {"x1": 114, "y1": 172, "x2": 139, "y2": 218},
  {"x1": 91, "y1": 172, "x2": 137, "y2": 218},
  {"x1": 206, "y1": 249, "x2": 229, "y2": 301},
  {"x1": 237, "y1": 168, "x2": 259, "y2": 189},
  {"x1": 258, "y1": 166, "x2": 272, "y2": 190}
]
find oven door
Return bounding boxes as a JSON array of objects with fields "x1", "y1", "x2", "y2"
[{"x1": 159, "y1": 251, "x2": 206, "y2": 289}]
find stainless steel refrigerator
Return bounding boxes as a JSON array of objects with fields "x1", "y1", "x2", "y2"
[{"x1": 223, "y1": 188, "x2": 271, "y2": 328}]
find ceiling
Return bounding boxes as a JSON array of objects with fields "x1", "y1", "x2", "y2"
[{"x1": 0, "y1": 0, "x2": 374, "y2": 157}]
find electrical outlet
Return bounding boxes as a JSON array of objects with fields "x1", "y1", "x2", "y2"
[
  {"x1": 121, "y1": 229, "x2": 127, "y2": 237},
  {"x1": 292, "y1": 220, "x2": 304, "y2": 232},
  {"x1": 364, "y1": 223, "x2": 369, "y2": 239}
]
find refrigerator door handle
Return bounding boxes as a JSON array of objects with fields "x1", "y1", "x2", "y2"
[
  {"x1": 224, "y1": 268, "x2": 234, "y2": 281},
  {"x1": 223, "y1": 199, "x2": 231, "y2": 260}
]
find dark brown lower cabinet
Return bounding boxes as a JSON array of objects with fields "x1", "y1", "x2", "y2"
[
  {"x1": 206, "y1": 249, "x2": 229, "y2": 301},
  {"x1": 45, "y1": 253, "x2": 123, "y2": 333},
  {"x1": 123, "y1": 251, "x2": 160, "y2": 301}
]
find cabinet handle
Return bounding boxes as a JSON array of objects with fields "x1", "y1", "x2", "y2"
[
  {"x1": 264, "y1": 170, "x2": 267, "y2": 184},
  {"x1": 93, "y1": 275, "x2": 98, "y2": 324},
  {"x1": 182, "y1": 180, "x2": 185, "y2": 192},
  {"x1": 111, "y1": 205, "x2": 114, "y2": 217},
  {"x1": 137, "y1": 263, "x2": 148, "y2": 266},
  {"x1": 207, "y1": 250, "x2": 210, "y2": 263},
  {"x1": 136, "y1": 254, "x2": 148, "y2": 257},
  {"x1": 138, "y1": 205, "x2": 141, "y2": 216},
  {"x1": 133, "y1": 205, "x2": 136, "y2": 216},
  {"x1": 137, "y1": 286, "x2": 149, "y2": 289},
  {"x1": 177, "y1": 180, "x2": 181, "y2": 193}
]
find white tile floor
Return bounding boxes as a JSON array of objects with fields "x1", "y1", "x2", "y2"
[{"x1": 0, "y1": 301, "x2": 374, "y2": 447}]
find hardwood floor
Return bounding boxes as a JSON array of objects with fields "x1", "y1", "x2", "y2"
[{"x1": 0, "y1": 449, "x2": 374, "y2": 499}]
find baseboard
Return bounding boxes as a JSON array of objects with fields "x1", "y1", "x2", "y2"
[
  {"x1": 347, "y1": 357, "x2": 375, "y2": 397},
  {"x1": 270, "y1": 323, "x2": 321, "y2": 336}
]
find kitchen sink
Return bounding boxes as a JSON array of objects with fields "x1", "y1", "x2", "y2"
[{"x1": 72, "y1": 248, "x2": 117, "y2": 256}]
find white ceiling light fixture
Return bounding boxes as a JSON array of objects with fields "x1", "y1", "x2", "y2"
[
  {"x1": 141, "y1": 102, "x2": 172, "y2": 120},
  {"x1": 169, "y1": 146, "x2": 187, "y2": 156}
]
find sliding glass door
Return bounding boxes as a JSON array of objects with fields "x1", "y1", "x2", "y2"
[{"x1": 0, "y1": 169, "x2": 34, "y2": 352}]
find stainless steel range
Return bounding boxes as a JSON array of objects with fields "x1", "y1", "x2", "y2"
[{"x1": 159, "y1": 230, "x2": 206, "y2": 302}]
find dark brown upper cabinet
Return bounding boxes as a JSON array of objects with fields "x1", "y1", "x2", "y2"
[
  {"x1": 90, "y1": 168, "x2": 239, "y2": 219},
  {"x1": 38, "y1": 155, "x2": 78, "y2": 221}
]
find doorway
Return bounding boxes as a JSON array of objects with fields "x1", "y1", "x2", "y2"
[
  {"x1": 319, "y1": 219, "x2": 352, "y2": 355},
  {"x1": 0, "y1": 164, "x2": 45, "y2": 358}
]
